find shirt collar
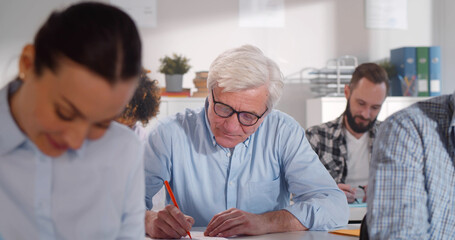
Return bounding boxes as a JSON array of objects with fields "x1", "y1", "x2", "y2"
[
  {"x1": 0, "y1": 80, "x2": 28, "y2": 156},
  {"x1": 333, "y1": 115, "x2": 345, "y2": 139},
  {"x1": 449, "y1": 92, "x2": 455, "y2": 136},
  {"x1": 203, "y1": 98, "x2": 251, "y2": 148},
  {"x1": 66, "y1": 142, "x2": 86, "y2": 159}
]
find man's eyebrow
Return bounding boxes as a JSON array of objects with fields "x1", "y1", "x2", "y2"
[{"x1": 62, "y1": 96, "x2": 86, "y2": 119}]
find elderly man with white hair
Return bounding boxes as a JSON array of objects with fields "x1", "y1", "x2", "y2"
[{"x1": 144, "y1": 45, "x2": 348, "y2": 239}]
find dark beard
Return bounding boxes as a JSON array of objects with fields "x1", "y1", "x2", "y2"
[{"x1": 344, "y1": 100, "x2": 376, "y2": 134}]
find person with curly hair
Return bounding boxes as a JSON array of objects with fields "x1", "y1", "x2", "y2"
[{"x1": 116, "y1": 69, "x2": 161, "y2": 140}]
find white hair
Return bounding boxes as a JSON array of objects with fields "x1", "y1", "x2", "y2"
[{"x1": 207, "y1": 45, "x2": 284, "y2": 109}]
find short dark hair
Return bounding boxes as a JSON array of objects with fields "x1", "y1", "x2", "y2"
[
  {"x1": 350, "y1": 63, "x2": 389, "y2": 92},
  {"x1": 33, "y1": 2, "x2": 142, "y2": 83},
  {"x1": 120, "y1": 69, "x2": 161, "y2": 125}
]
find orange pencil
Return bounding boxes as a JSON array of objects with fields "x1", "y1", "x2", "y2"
[{"x1": 164, "y1": 180, "x2": 192, "y2": 239}]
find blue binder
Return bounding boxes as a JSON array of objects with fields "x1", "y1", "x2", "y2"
[
  {"x1": 390, "y1": 47, "x2": 417, "y2": 96},
  {"x1": 429, "y1": 46, "x2": 441, "y2": 96}
]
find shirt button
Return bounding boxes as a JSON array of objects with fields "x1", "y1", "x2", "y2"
[
  {"x1": 226, "y1": 152, "x2": 231, "y2": 157},
  {"x1": 229, "y1": 181, "x2": 233, "y2": 185}
]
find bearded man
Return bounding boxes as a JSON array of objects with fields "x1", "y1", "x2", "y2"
[{"x1": 306, "y1": 63, "x2": 389, "y2": 203}]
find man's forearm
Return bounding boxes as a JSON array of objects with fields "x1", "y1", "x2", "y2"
[{"x1": 261, "y1": 209, "x2": 308, "y2": 233}]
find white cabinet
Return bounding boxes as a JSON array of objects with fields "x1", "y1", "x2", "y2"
[
  {"x1": 158, "y1": 97, "x2": 206, "y2": 119},
  {"x1": 306, "y1": 97, "x2": 430, "y2": 129},
  {"x1": 148, "y1": 97, "x2": 206, "y2": 125}
]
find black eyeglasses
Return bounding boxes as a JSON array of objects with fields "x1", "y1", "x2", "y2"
[{"x1": 211, "y1": 89, "x2": 268, "y2": 126}]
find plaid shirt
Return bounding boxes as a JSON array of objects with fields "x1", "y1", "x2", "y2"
[
  {"x1": 367, "y1": 93, "x2": 455, "y2": 239},
  {"x1": 305, "y1": 115, "x2": 380, "y2": 183}
]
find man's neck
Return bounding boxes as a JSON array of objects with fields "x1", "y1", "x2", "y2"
[{"x1": 343, "y1": 114, "x2": 365, "y2": 139}]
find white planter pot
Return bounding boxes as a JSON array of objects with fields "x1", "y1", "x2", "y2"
[{"x1": 165, "y1": 74, "x2": 183, "y2": 92}]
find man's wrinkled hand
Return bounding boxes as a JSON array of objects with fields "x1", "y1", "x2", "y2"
[
  {"x1": 204, "y1": 208, "x2": 268, "y2": 238},
  {"x1": 338, "y1": 183, "x2": 357, "y2": 203},
  {"x1": 361, "y1": 184, "x2": 368, "y2": 202},
  {"x1": 145, "y1": 205, "x2": 194, "y2": 239}
]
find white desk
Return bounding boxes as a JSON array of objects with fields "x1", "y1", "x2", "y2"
[
  {"x1": 146, "y1": 226, "x2": 360, "y2": 240},
  {"x1": 349, "y1": 202, "x2": 367, "y2": 223}
]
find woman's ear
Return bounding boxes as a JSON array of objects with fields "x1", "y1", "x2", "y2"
[{"x1": 18, "y1": 44, "x2": 35, "y2": 81}]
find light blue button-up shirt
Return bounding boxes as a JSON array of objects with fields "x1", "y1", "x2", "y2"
[
  {"x1": 145, "y1": 100, "x2": 348, "y2": 230},
  {"x1": 0, "y1": 81, "x2": 145, "y2": 240}
]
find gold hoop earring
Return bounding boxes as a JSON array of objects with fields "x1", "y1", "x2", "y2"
[{"x1": 19, "y1": 72, "x2": 25, "y2": 80}]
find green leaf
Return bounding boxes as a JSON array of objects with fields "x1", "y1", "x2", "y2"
[{"x1": 158, "y1": 53, "x2": 191, "y2": 75}]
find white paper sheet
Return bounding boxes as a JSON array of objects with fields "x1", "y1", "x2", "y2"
[
  {"x1": 365, "y1": 0, "x2": 407, "y2": 29},
  {"x1": 146, "y1": 231, "x2": 227, "y2": 240}
]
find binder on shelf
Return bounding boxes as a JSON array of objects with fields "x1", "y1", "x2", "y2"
[
  {"x1": 390, "y1": 47, "x2": 417, "y2": 96},
  {"x1": 429, "y1": 46, "x2": 442, "y2": 96},
  {"x1": 416, "y1": 47, "x2": 429, "y2": 96}
]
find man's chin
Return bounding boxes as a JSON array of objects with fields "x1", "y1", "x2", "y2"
[
  {"x1": 352, "y1": 118, "x2": 374, "y2": 132},
  {"x1": 351, "y1": 124, "x2": 371, "y2": 134},
  {"x1": 216, "y1": 136, "x2": 241, "y2": 148},
  {"x1": 357, "y1": 123, "x2": 370, "y2": 129}
]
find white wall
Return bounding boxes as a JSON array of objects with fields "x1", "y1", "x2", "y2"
[
  {"x1": 140, "y1": 0, "x2": 435, "y2": 90},
  {"x1": 434, "y1": 0, "x2": 455, "y2": 94},
  {"x1": 0, "y1": 0, "x2": 445, "y2": 126}
]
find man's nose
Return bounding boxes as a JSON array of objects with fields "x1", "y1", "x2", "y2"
[
  {"x1": 223, "y1": 113, "x2": 242, "y2": 131},
  {"x1": 359, "y1": 106, "x2": 372, "y2": 120}
]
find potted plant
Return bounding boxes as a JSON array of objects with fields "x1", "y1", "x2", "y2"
[
  {"x1": 159, "y1": 53, "x2": 191, "y2": 92},
  {"x1": 377, "y1": 59, "x2": 398, "y2": 96}
]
